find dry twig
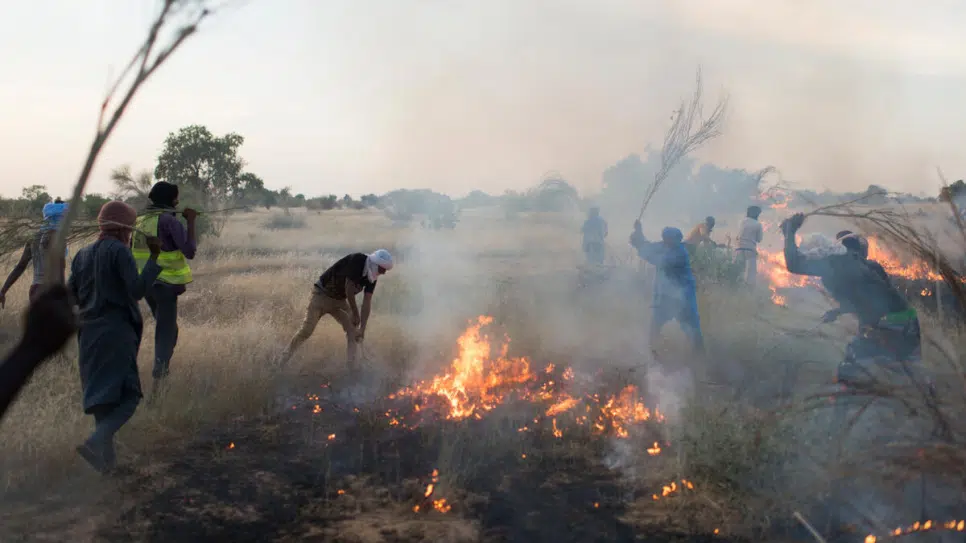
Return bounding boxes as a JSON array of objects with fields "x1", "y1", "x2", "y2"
[
  {"x1": 636, "y1": 68, "x2": 729, "y2": 221},
  {"x1": 42, "y1": 0, "x2": 220, "y2": 287}
]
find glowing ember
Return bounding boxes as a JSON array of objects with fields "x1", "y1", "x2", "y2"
[
  {"x1": 650, "y1": 478, "x2": 695, "y2": 501},
  {"x1": 388, "y1": 316, "x2": 662, "y2": 439},
  {"x1": 865, "y1": 518, "x2": 965, "y2": 541},
  {"x1": 646, "y1": 442, "x2": 662, "y2": 456}
]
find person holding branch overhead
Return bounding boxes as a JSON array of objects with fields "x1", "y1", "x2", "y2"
[{"x1": 130, "y1": 181, "x2": 198, "y2": 401}]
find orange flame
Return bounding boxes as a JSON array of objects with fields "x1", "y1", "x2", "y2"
[
  {"x1": 389, "y1": 316, "x2": 662, "y2": 439},
  {"x1": 865, "y1": 518, "x2": 965, "y2": 541}
]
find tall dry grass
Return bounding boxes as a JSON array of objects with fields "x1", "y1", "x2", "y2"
[{"x1": 0, "y1": 205, "x2": 961, "y2": 541}]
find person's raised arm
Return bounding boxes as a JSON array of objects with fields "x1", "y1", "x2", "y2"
[
  {"x1": 0, "y1": 244, "x2": 32, "y2": 309},
  {"x1": 116, "y1": 237, "x2": 162, "y2": 300},
  {"x1": 782, "y1": 213, "x2": 832, "y2": 277}
]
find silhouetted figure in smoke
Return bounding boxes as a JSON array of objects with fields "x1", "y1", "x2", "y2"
[
  {"x1": 581, "y1": 207, "x2": 608, "y2": 265},
  {"x1": 629, "y1": 221, "x2": 704, "y2": 353},
  {"x1": 685, "y1": 216, "x2": 716, "y2": 251}
]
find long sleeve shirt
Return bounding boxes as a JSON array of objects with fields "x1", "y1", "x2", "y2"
[
  {"x1": 736, "y1": 218, "x2": 763, "y2": 251},
  {"x1": 155, "y1": 212, "x2": 196, "y2": 295},
  {"x1": 783, "y1": 233, "x2": 908, "y2": 326}
]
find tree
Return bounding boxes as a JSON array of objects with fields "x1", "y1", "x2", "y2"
[
  {"x1": 22, "y1": 185, "x2": 49, "y2": 202},
  {"x1": 81, "y1": 193, "x2": 111, "y2": 219},
  {"x1": 110, "y1": 164, "x2": 154, "y2": 206},
  {"x1": 154, "y1": 124, "x2": 246, "y2": 203},
  {"x1": 360, "y1": 193, "x2": 381, "y2": 208},
  {"x1": 235, "y1": 172, "x2": 266, "y2": 206}
]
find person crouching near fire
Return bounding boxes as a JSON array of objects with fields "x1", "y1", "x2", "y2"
[{"x1": 280, "y1": 250, "x2": 394, "y2": 370}]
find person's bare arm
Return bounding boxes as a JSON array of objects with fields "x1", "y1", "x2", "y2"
[
  {"x1": 0, "y1": 244, "x2": 32, "y2": 308},
  {"x1": 359, "y1": 292, "x2": 373, "y2": 337},
  {"x1": 346, "y1": 278, "x2": 361, "y2": 325}
]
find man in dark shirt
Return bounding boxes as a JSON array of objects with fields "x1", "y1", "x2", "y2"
[
  {"x1": 281, "y1": 249, "x2": 394, "y2": 369},
  {"x1": 781, "y1": 213, "x2": 920, "y2": 371}
]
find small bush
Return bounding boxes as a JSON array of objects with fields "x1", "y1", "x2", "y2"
[{"x1": 261, "y1": 211, "x2": 306, "y2": 230}]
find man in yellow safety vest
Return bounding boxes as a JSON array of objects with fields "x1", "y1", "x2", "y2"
[{"x1": 130, "y1": 182, "x2": 198, "y2": 401}]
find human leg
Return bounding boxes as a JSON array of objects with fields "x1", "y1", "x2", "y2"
[
  {"x1": 78, "y1": 390, "x2": 139, "y2": 473},
  {"x1": 281, "y1": 289, "x2": 325, "y2": 364},
  {"x1": 322, "y1": 297, "x2": 358, "y2": 369},
  {"x1": 150, "y1": 284, "x2": 179, "y2": 380},
  {"x1": 746, "y1": 253, "x2": 758, "y2": 286}
]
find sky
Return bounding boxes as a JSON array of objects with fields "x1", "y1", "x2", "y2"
[{"x1": 2, "y1": 0, "x2": 965, "y2": 200}]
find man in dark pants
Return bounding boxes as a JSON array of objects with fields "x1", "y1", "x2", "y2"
[{"x1": 131, "y1": 182, "x2": 197, "y2": 401}]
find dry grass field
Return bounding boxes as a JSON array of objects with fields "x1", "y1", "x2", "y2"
[{"x1": 0, "y1": 205, "x2": 962, "y2": 542}]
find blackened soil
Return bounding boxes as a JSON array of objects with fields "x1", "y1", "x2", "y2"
[{"x1": 5, "y1": 379, "x2": 748, "y2": 543}]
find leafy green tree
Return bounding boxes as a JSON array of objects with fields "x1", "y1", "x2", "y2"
[
  {"x1": 110, "y1": 164, "x2": 155, "y2": 207},
  {"x1": 154, "y1": 125, "x2": 246, "y2": 202}
]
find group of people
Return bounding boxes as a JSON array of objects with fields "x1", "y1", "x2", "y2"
[
  {"x1": 0, "y1": 182, "x2": 395, "y2": 474},
  {"x1": 0, "y1": 192, "x2": 924, "y2": 476},
  {"x1": 581, "y1": 204, "x2": 922, "y2": 388}
]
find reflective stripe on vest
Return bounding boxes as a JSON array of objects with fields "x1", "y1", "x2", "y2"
[{"x1": 131, "y1": 212, "x2": 193, "y2": 285}]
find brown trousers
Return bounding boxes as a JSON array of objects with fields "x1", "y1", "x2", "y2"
[{"x1": 284, "y1": 287, "x2": 357, "y2": 364}]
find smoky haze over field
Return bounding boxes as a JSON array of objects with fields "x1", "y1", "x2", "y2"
[{"x1": 2, "y1": 0, "x2": 965, "y2": 199}]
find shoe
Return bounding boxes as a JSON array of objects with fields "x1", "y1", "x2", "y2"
[{"x1": 76, "y1": 443, "x2": 111, "y2": 475}]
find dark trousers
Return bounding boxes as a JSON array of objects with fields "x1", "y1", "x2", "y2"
[
  {"x1": 85, "y1": 391, "x2": 140, "y2": 468},
  {"x1": 145, "y1": 283, "x2": 179, "y2": 379}
]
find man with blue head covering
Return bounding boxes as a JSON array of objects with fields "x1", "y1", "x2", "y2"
[
  {"x1": 0, "y1": 198, "x2": 69, "y2": 306},
  {"x1": 629, "y1": 220, "x2": 704, "y2": 352}
]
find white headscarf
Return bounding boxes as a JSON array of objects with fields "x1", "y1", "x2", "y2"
[
  {"x1": 798, "y1": 233, "x2": 847, "y2": 259},
  {"x1": 365, "y1": 249, "x2": 393, "y2": 283}
]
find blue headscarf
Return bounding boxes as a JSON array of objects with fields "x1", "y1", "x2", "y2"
[{"x1": 41, "y1": 201, "x2": 68, "y2": 232}]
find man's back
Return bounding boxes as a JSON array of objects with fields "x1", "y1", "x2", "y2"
[
  {"x1": 316, "y1": 253, "x2": 374, "y2": 300},
  {"x1": 736, "y1": 218, "x2": 762, "y2": 250}
]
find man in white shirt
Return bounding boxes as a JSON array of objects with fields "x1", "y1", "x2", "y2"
[{"x1": 735, "y1": 206, "x2": 763, "y2": 285}]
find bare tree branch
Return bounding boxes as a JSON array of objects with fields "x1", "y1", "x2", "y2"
[
  {"x1": 637, "y1": 68, "x2": 729, "y2": 221},
  {"x1": 43, "y1": 0, "x2": 219, "y2": 288}
]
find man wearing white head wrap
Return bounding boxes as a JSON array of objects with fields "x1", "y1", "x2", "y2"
[{"x1": 281, "y1": 249, "x2": 393, "y2": 369}]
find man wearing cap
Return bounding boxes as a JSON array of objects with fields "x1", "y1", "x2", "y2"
[
  {"x1": 0, "y1": 198, "x2": 69, "y2": 307},
  {"x1": 281, "y1": 249, "x2": 394, "y2": 369}
]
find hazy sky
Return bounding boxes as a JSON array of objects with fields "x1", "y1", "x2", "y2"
[{"x1": 2, "y1": 0, "x2": 965, "y2": 200}]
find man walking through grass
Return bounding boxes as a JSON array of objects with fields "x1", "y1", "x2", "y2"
[
  {"x1": 70, "y1": 201, "x2": 162, "y2": 474},
  {"x1": 131, "y1": 181, "x2": 198, "y2": 401},
  {"x1": 281, "y1": 249, "x2": 394, "y2": 369}
]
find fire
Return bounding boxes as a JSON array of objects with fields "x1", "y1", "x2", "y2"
[
  {"x1": 865, "y1": 519, "x2": 965, "y2": 541},
  {"x1": 388, "y1": 316, "x2": 662, "y2": 439},
  {"x1": 756, "y1": 231, "x2": 945, "y2": 306},
  {"x1": 650, "y1": 478, "x2": 695, "y2": 501},
  {"x1": 866, "y1": 237, "x2": 942, "y2": 281},
  {"x1": 414, "y1": 469, "x2": 452, "y2": 514},
  {"x1": 759, "y1": 188, "x2": 793, "y2": 210}
]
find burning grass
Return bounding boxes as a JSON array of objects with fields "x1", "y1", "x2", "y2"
[{"x1": 1, "y1": 207, "x2": 965, "y2": 542}]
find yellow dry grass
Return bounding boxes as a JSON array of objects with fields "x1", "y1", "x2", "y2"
[{"x1": 0, "y1": 204, "x2": 960, "y2": 541}]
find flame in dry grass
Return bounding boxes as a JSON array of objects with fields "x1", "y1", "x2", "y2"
[
  {"x1": 650, "y1": 478, "x2": 695, "y2": 501},
  {"x1": 754, "y1": 225, "x2": 945, "y2": 306},
  {"x1": 413, "y1": 469, "x2": 452, "y2": 514},
  {"x1": 864, "y1": 519, "x2": 965, "y2": 542},
  {"x1": 389, "y1": 316, "x2": 662, "y2": 439}
]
